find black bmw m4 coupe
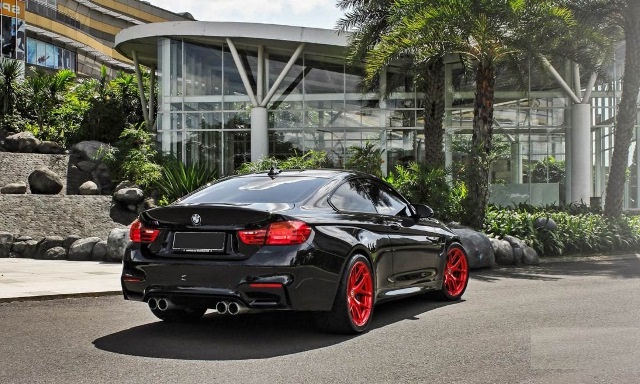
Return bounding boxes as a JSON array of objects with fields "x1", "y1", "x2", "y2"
[{"x1": 121, "y1": 169, "x2": 469, "y2": 334}]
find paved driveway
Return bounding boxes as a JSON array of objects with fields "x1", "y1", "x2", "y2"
[{"x1": 1, "y1": 255, "x2": 639, "y2": 383}]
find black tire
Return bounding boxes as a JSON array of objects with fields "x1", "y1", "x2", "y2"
[
  {"x1": 316, "y1": 254, "x2": 375, "y2": 334},
  {"x1": 150, "y1": 306, "x2": 207, "y2": 323},
  {"x1": 433, "y1": 243, "x2": 469, "y2": 301}
]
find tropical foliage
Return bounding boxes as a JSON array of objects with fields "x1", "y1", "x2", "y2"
[
  {"x1": 157, "y1": 158, "x2": 219, "y2": 205},
  {"x1": 102, "y1": 123, "x2": 162, "y2": 189},
  {"x1": 485, "y1": 204, "x2": 640, "y2": 256},
  {"x1": 385, "y1": 162, "x2": 466, "y2": 222},
  {"x1": 345, "y1": 141, "x2": 385, "y2": 177},
  {"x1": 235, "y1": 150, "x2": 328, "y2": 175},
  {"x1": 337, "y1": 0, "x2": 447, "y2": 170},
  {"x1": 0, "y1": 64, "x2": 146, "y2": 147},
  {"x1": 351, "y1": 0, "x2": 574, "y2": 229}
]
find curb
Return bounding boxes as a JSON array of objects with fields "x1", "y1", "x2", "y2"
[
  {"x1": 0, "y1": 290, "x2": 122, "y2": 304},
  {"x1": 538, "y1": 253, "x2": 639, "y2": 264}
]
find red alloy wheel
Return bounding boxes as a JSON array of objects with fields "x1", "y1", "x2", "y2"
[
  {"x1": 346, "y1": 260, "x2": 373, "y2": 327},
  {"x1": 444, "y1": 247, "x2": 469, "y2": 297}
]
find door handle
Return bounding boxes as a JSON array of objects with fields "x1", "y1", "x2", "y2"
[{"x1": 389, "y1": 223, "x2": 401, "y2": 231}]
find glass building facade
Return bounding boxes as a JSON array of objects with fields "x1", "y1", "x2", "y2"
[
  {"x1": 118, "y1": 23, "x2": 638, "y2": 210},
  {"x1": 156, "y1": 38, "x2": 420, "y2": 178}
]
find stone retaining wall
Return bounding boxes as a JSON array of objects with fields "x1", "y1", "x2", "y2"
[
  {"x1": 0, "y1": 195, "x2": 128, "y2": 238},
  {"x1": 0, "y1": 153, "x2": 70, "y2": 194}
]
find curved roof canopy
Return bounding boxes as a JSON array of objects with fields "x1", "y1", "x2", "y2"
[{"x1": 115, "y1": 21, "x2": 350, "y2": 66}]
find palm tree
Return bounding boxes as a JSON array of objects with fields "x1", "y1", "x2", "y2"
[
  {"x1": 337, "y1": 0, "x2": 447, "y2": 170},
  {"x1": 24, "y1": 68, "x2": 76, "y2": 132},
  {"x1": 362, "y1": 0, "x2": 573, "y2": 229},
  {"x1": 0, "y1": 58, "x2": 23, "y2": 116},
  {"x1": 602, "y1": 0, "x2": 640, "y2": 217}
]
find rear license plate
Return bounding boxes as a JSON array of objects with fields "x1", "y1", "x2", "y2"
[{"x1": 173, "y1": 232, "x2": 226, "y2": 252}]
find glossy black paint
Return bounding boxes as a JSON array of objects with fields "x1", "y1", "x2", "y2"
[{"x1": 121, "y1": 169, "x2": 461, "y2": 312}]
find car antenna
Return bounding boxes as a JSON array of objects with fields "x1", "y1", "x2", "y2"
[{"x1": 267, "y1": 163, "x2": 281, "y2": 179}]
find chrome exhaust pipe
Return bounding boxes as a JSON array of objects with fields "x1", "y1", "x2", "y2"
[
  {"x1": 216, "y1": 301, "x2": 229, "y2": 315},
  {"x1": 148, "y1": 298, "x2": 158, "y2": 311},
  {"x1": 227, "y1": 301, "x2": 245, "y2": 315},
  {"x1": 157, "y1": 298, "x2": 175, "y2": 311}
]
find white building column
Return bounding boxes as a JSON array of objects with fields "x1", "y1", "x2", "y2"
[
  {"x1": 510, "y1": 141, "x2": 522, "y2": 184},
  {"x1": 571, "y1": 103, "x2": 592, "y2": 204},
  {"x1": 251, "y1": 107, "x2": 269, "y2": 161},
  {"x1": 226, "y1": 38, "x2": 305, "y2": 162}
]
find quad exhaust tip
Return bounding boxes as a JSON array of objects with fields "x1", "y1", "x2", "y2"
[
  {"x1": 216, "y1": 301, "x2": 246, "y2": 315},
  {"x1": 216, "y1": 301, "x2": 229, "y2": 315},
  {"x1": 148, "y1": 298, "x2": 158, "y2": 311},
  {"x1": 148, "y1": 298, "x2": 174, "y2": 312}
]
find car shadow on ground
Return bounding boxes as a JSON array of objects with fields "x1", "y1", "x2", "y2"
[
  {"x1": 92, "y1": 295, "x2": 458, "y2": 360},
  {"x1": 471, "y1": 254, "x2": 640, "y2": 283}
]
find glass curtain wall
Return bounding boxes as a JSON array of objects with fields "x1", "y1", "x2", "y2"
[
  {"x1": 157, "y1": 38, "x2": 419, "y2": 175},
  {"x1": 445, "y1": 61, "x2": 570, "y2": 207},
  {"x1": 444, "y1": 53, "x2": 637, "y2": 209}
]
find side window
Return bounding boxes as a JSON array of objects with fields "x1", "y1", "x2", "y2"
[
  {"x1": 363, "y1": 180, "x2": 411, "y2": 217},
  {"x1": 329, "y1": 179, "x2": 377, "y2": 213}
]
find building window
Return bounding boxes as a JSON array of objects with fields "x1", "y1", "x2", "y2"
[{"x1": 26, "y1": 37, "x2": 76, "y2": 71}]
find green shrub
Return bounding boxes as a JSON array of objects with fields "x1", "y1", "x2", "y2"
[
  {"x1": 345, "y1": 141, "x2": 384, "y2": 177},
  {"x1": 102, "y1": 123, "x2": 161, "y2": 188},
  {"x1": 484, "y1": 205, "x2": 640, "y2": 256},
  {"x1": 235, "y1": 150, "x2": 328, "y2": 175},
  {"x1": 385, "y1": 162, "x2": 466, "y2": 222},
  {"x1": 157, "y1": 157, "x2": 219, "y2": 205}
]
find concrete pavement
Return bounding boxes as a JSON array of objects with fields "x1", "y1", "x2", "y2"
[{"x1": 0, "y1": 258, "x2": 122, "y2": 302}]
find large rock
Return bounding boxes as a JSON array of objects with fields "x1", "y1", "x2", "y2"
[
  {"x1": 0, "y1": 232, "x2": 14, "y2": 257},
  {"x1": 37, "y1": 140, "x2": 64, "y2": 154},
  {"x1": 68, "y1": 237, "x2": 102, "y2": 261},
  {"x1": 45, "y1": 247, "x2": 67, "y2": 260},
  {"x1": 79, "y1": 181, "x2": 99, "y2": 195},
  {"x1": 115, "y1": 180, "x2": 139, "y2": 192},
  {"x1": 35, "y1": 236, "x2": 65, "y2": 259},
  {"x1": 4, "y1": 132, "x2": 40, "y2": 153},
  {"x1": 451, "y1": 228, "x2": 495, "y2": 269},
  {"x1": 76, "y1": 160, "x2": 97, "y2": 173},
  {"x1": 490, "y1": 237, "x2": 515, "y2": 266},
  {"x1": 522, "y1": 245, "x2": 540, "y2": 265},
  {"x1": 11, "y1": 239, "x2": 39, "y2": 258},
  {"x1": 1, "y1": 182, "x2": 27, "y2": 194},
  {"x1": 63, "y1": 235, "x2": 82, "y2": 250},
  {"x1": 110, "y1": 203, "x2": 138, "y2": 226},
  {"x1": 534, "y1": 217, "x2": 557, "y2": 231},
  {"x1": 106, "y1": 228, "x2": 131, "y2": 262},
  {"x1": 72, "y1": 141, "x2": 111, "y2": 161},
  {"x1": 92, "y1": 240, "x2": 108, "y2": 261},
  {"x1": 503, "y1": 235, "x2": 527, "y2": 266},
  {"x1": 28, "y1": 168, "x2": 63, "y2": 194},
  {"x1": 114, "y1": 188, "x2": 144, "y2": 205}
]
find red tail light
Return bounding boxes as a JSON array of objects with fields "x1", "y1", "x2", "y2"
[
  {"x1": 238, "y1": 220, "x2": 312, "y2": 246},
  {"x1": 129, "y1": 219, "x2": 160, "y2": 243}
]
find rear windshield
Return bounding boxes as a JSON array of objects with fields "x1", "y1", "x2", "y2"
[{"x1": 178, "y1": 175, "x2": 328, "y2": 205}]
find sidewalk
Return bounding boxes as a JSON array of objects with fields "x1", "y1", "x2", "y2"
[{"x1": 0, "y1": 258, "x2": 122, "y2": 302}]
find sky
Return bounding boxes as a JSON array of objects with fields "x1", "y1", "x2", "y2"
[{"x1": 147, "y1": 0, "x2": 346, "y2": 30}]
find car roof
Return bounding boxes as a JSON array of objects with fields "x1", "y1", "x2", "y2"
[{"x1": 237, "y1": 168, "x2": 363, "y2": 179}]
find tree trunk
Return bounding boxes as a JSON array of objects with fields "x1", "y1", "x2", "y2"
[
  {"x1": 462, "y1": 60, "x2": 495, "y2": 229},
  {"x1": 604, "y1": 1, "x2": 640, "y2": 218},
  {"x1": 421, "y1": 59, "x2": 446, "y2": 169}
]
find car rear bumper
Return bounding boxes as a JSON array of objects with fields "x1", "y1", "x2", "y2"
[{"x1": 121, "y1": 248, "x2": 341, "y2": 312}]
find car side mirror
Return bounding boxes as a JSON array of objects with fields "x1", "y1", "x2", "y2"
[{"x1": 412, "y1": 204, "x2": 434, "y2": 219}]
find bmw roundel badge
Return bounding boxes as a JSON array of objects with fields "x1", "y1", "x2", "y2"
[{"x1": 191, "y1": 214, "x2": 202, "y2": 226}]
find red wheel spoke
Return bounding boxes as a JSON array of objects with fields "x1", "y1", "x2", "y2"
[{"x1": 346, "y1": 260, "x2": 373, "y2": 327}]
